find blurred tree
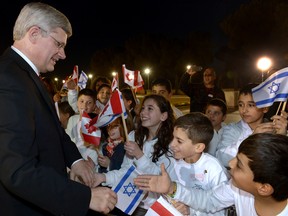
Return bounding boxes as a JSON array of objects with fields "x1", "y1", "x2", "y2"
[
  {"x1": 218, "y1": 0, "x2": 288, "y2": 88},
  {"x1": 89, "y1": 33, "x2": 214, "y2": 91}
]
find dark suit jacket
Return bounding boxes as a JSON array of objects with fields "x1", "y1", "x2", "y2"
[{"x1": 0, "y1": 48, "x2": 91, "y2": 216}]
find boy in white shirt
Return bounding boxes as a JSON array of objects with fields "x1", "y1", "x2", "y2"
[
  {"x1": 216, "y1": 83, "x2": 287, "y2": 168},
  {"x1": 204, "y1": 98, "x2": 227, "y2": 157},
  {"x1": 66, "y1": 88, "x2": 99, "y2": 170},
  {"x1": 155, "y1": 112, "x2": 228, "y2": 215}
]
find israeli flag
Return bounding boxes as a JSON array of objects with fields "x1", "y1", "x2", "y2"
[
  {"x1": 78, "y1": 71, "x2": 88, "y2": 90},
  {"x1": 252, "y1": 67, "x2": 288, "y2": 108},
  {"x1": 112, "y1": 165, "x2": 145, "y2": 215}
]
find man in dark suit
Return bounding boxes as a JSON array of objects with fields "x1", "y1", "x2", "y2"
[{"x1": 0, "y1": 2, "x2": 116, "y2": 216}]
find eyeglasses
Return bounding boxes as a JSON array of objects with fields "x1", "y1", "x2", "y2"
[
  {"x1": 38, "y1": 26, "x2": 66, "y2": 49},
  {"x1": 49, "y1": 35, "x2": 66, "y2": 49}
]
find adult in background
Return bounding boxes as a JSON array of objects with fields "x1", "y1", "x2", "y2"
[
  {"x1": 0, "y1": 2, "x2": 116, "y2": 216},
  {"x1": 180, "y1": 66, "x2": 226, "y2": 113}
]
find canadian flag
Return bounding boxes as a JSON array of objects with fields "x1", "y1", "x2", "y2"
[
  {"x1": 122, "y1": 64, "x2": 144, "y2": 89},
  {"x1": 145, "y1": 196, "x2": 183, "y2": 216},
  {"x1": 72, "y1": 65, "x2": 79, "y2": 85},
  {"x1": 81, "y1": 112, "x2": 101, "y2": 147}
]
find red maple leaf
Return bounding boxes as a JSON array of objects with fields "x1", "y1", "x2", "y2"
[{"x1": 84, "y1": 123, "x2": 97, "y2": 134}]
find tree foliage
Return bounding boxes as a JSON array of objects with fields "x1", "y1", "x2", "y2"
[{"x1": 218, "y1": 0, "x2": 288, "y2": 87}]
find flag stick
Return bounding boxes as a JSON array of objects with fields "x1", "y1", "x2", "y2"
[
  {"x1": 282, "y1": 101, "x2": 287, "y2": 111},
  {"x1": 275, "y1": 100, "x2": 287, "y2": 116},
  {"x1": 130, "y1": 86, "x2": 139, "y2": 105},
  {"x1": 75, "y1": 65, "x2": 79, "y2": 94},
  {"x1": 121, "y1": 113, "x2": 129, "y2": 142},
  {"x1": 275, "y1": 102, "x2": 283, "y2": 116}
]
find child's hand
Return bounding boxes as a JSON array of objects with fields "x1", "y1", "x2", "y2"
[
  {"x1": 270, "y1": 110, "x2": 288, "y2": 135},
  {"x1": 134, "y1": 163, "x2": 172, "y2": 194},
  {"x1": 98, "y1": 154, "x2": 110, "y2": 168},
  {"x1": 253, "y1": 122, "x2": 276, "y2": 134},
  {"x1": 173, "y1": 201, "x2": 190, "y2": 216},
  {"x1": 124, "y1": 140, "x2": 143, "y2": 159},
  {"x1": 66, "y1": 78, "x2": 77, "y2": 90}
]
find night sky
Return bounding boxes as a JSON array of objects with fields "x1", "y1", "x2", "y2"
[{"x1": 1, "y1": 0, "x2": 250, "y2": 78}]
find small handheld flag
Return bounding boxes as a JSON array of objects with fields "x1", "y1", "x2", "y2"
[
  {"x1": 78, "y1": 70, "x2": 88, "y2": 90},
  {"x1": 81, "y1": 112, "x2": 101, "y2": 146},
  {"x1": 95, "y1": 89, "x2": 127, "y2": 128},
  {"x1": 252, "y1": 67, "x2": 288, "y2": 108},
  {"x1": 122, "y1": 64, "x2": 144, "y2": 89},
  {"x1": 112, "y1": 165, "x2": 145, "y2": 215}
]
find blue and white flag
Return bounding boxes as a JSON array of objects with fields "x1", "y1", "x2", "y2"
[
  {"x1": 112, "y1": 165, "x2": 145, "y2": 215},
  {"x1": 252, "y1": 67, "x2": 288, "y2": 108},
  {"x1": 78, "y1": 70, "x2": 88, "y2": 90},
  {"x1": 95, "y1": 89, "x2": 127, "y2": 128}
]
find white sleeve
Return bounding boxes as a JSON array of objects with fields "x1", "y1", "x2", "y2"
[
  {"x1": 215, "y1": 123, "x2": 241, "y2": 167},
  {"x1": 174, "y1": 180, "x2": 235, "y2": 213},
  {"x1": 67, "y1": 89, "x2": 79, "y2": 113}
]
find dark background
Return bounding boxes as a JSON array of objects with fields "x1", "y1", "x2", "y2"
[{"x1": 2, "y1": 0, "x2": 288, "y2": 90}]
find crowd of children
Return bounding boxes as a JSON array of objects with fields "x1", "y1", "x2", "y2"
[{"x1": 42, "y1": 71, "x2": 288, "y2": 216}]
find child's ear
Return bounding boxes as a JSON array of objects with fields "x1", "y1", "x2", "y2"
[
  {"x1": 160, "y1": 112, "x2": 168, "y2": 122},
  {"x1": 257, "y1": 183, "x2": 274, "y2": 197},
  {"x1": 196, "y1": 143, "x2": 206, "y2": 153}
]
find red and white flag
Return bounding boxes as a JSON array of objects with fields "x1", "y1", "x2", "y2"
[
  {"x1": 72, "y1": 65, "x2": 79, "y2": 85},
  {"x1": 81, "y1": 112, "x2": 101, "y2": 147},
  {"x1": 122, "y1": 64, "x2": 144, "y2": 89},
  {"x1": 95, "y1": 89, "x2": 127, "y2": 128},
  {"x1": 145, "y1": 196, "x2": 183, "y2": 216},
  {"x1": 62, "y1": 65, "x2": 79, "y2": 89},
  {"x1": 111, "y1": 72, "x2": 119, "y2": 91}
]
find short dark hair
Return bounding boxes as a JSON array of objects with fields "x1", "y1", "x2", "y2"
[
  {"x1": 151, "y1": 78, "x2": 172, "y2": 93},
  {"x1": 174, "y1": 112, "x2": 214, "y2": 146},
  {"x1": 239, "y1": 133, "x2": 288, "y2": 201},
  {"x1": 78, "y1": 88, "x2": 97, "y2": 101},
  {"x1": 239, "y1": 83, "x2": 259, "y2": 96},
  {"x1": 205, "y1": 98, "x2": 227, "y2": 115},
  {"x1": 97, "y1": 83, "x2": 111, "y2": 93}
]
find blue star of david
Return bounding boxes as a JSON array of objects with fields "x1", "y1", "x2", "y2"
[
  {"x1": 123, "y1": 182, "x2": 137, "y2": 197},
  {"x1": 268, "y1": 82, "x2": 280, "y2": 94}
]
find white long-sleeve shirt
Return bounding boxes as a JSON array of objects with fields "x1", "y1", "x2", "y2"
[
  {"x1": 173, "y1": 180, "x2": 288, "y2": 216},
  {"x1": 170, "y1": 153, "x2": 228, "y2": 216},
  {"x1": 216, "y1": 120, "x2": 252, "y2": 167}
]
